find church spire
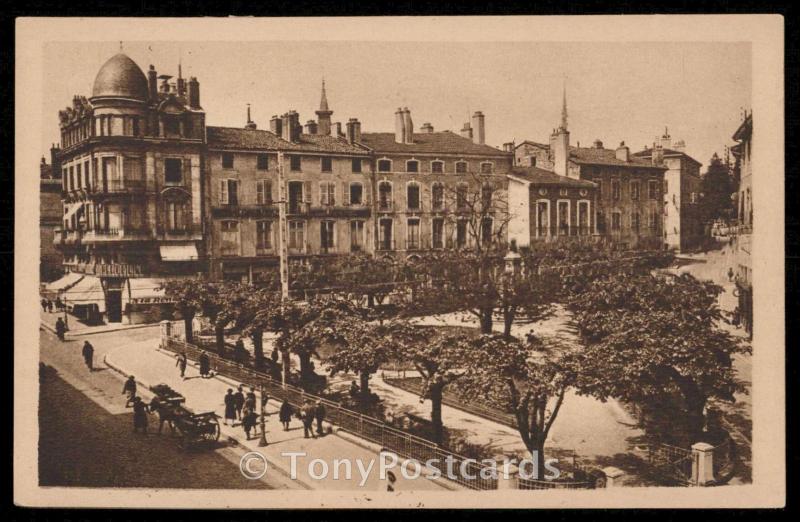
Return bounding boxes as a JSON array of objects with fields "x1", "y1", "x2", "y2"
[{"x1": 316, "y1": 78, "x2": 333, "y2": 135}]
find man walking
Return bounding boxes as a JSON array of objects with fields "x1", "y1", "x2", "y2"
[
  {"x1": 314, "y1": 400, "x2": 327, "y2": 436},
  {"x1": 199, "y1": 352, "x2": 210, "y2": 378},
  {"x1": 41, "y1": 298, "x2": 49, "y2": 312},
  {"x1": 55, "y1": 317, "x2": 66, "y2": 342},
  {"x1": 176, "y1": 352, "x2": 188, "y2": 379},
  {"x1": 300, "y1": 400, "x2": 316, "y2": 439},
  {"x1": 81, "y1": 340, "x2": 94, "y2": 371},
  {"x1": 132, "y1": 396, "x2": 148, "y2": 434},
  {"x1": 122, "y1": 375, "x2": 137, "y2": 407},
  {"x1": 233, "y1": 385, "x2": 245, "y2": 422}
]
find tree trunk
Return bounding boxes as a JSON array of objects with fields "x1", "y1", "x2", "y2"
[
  {"x1": 430, "y1": 383, "x2": 444, "y2": 445},
  {"x1": 183, "y1": 310, "x2": 194, "y2": 344},
  {"x1": 479, "y1": 307, "x2": 493, "y2": 334},
  {"x1": 281, "y1": 349, "x2": 291, "y2": 386},
  {"x1": 298, "y1": 352, "x2": 314, "y2": 385},
  {"x1": 503, "y1": 312, "x2": 514, "y2": 338},
  {"x1": 251, "y1": 329, "x2": 264, "y2": 370},
  {"x1": 214, "y1": 321, "x2": 225, "y2": 357},
  {"x1": 360, "y1": 371, "x2": 371, "y2": 403},
  {"x1": 367, "y1": 293, "x2": 375, "y2": 309}
]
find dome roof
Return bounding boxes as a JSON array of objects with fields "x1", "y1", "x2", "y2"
[{"x1": 91, "y1": 53, "x2": 148, "y2": 101}]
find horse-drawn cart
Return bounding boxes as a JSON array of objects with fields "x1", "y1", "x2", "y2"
[{"x1": 150, "y1": 384, "x2": 221, "y2": 450}]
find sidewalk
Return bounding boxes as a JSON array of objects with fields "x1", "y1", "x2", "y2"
[
  {"x1": 40, "y1": 308, "x2": 158, "y2": 339},
  {"x1": 103, "y1": 339, "x2": 453, "y2": 491}
]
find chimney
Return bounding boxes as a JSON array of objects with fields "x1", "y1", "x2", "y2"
[
  {"x1": 471, "y1": 111, "x2": 485, "y2": 145},
  {"x1": 420, "y1": 122, "x2": 434, "y2": 133},
  {"x1": 403, "y1": 108, "x2": 414, "y2": 144},
  {"x1": 346, "y1": 118, "x2": 362, "y2": 144},
  {"x1": 395, "y1": 108, "x2": 405, "y2": 144},
  {"x1": 333, "y1": 122, "x2": 343, "y2": 137},
  {"x1": 460, "y1": 122, "x2": 473, "y2": 140},
  {"x1": 290, "y1": 112, "x2": 301, "y2": 142},
  {"x1": 593, "y1": 139, "x2": 603, "y2": 149},
  {"x1": 551, "y1": 126, "x2": 570, "y2": 178},
  {"x1": 304, "y1": 120, "x2": 318, "y2": 135},
  {"x1": 50, "y1": 144, "x2": 61, "y2": 179},
  {"x1": 245, "y1": 104, "x2": 257, "y2": 130},
  {"x1": 502, "y1": 142, "x2": 514, "y2": 153},
  {"x1": 270, "y1": 115, "x2": 282, "y2": 135},
  {"x1": 651, "y1": 142, "x2": 664, "y2": 165},
  {"x1": 187, "y1": 77, "x2": 200, "y2": 109},
  {"x1": 615, "y1": 141, "x2": 630, "y2": 162},
  {"x1": 147, "y1": 65, "x2": 158, "y2": 102},
  {"x1": 660, "y1": 126, "x2": 672, "y2": 150}
]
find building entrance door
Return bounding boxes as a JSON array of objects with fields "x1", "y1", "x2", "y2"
[{"x1": 106, "y1": 289, "x2": 122, "y2": 323}]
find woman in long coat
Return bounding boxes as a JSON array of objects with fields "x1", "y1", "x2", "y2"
[
  {"x1": 241, "y1": 396, "x2": 257, "y2": 440},
  {"x1": 278, "y1": 399, "x2": 293, "y2": 431},
  {"x1": 199, "y1": 352, "x2": 210, "y2": 378},
  {"x1": 132, "y1": 397, "x2": 148, "y2": 434},
  {"x1": 223, "y1": 389, "x2": 237, "y2": 426}
]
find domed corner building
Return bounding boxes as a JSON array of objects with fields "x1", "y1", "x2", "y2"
[{"x1": 52, "y1": 52, "x2": 206, "y2": 325}]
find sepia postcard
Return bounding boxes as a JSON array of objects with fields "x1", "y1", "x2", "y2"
[{"x1": 14, "y1": 15, "x2": 785, "y2": 509}]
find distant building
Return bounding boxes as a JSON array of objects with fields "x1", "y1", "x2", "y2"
[
  {"x1": 731, "y1": 110, "x2": 752, "y2": 337},
  {"x1": 40, "y1": 148, "x2": 63, "y2": 282},
  {"x1": 633, "y1": 130, "x2": 704, "y2": 252},
  {"x1": 52, "y1": 53, "x2": 205, "y2": 324},
  {"x1": 513, "y1": 89, "x2": 667, "y2": 249}
]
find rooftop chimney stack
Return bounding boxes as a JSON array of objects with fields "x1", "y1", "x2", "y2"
[
  {"x1": 147, "y1": 65, "x2": 158, "y2": 101},
  {"x1": 651, "y1": 142, "x2": 664, "y2": 165},
  {"x1": 304, "y1": 120, "x2": 318, "y2": 135},
  {"x1": 333, "y1": 122, "x2": 343, "y2": 137},
  {"x1": 270, "y1": 115, "x2": 282, "y2": 135},
  {"x1": 421, "y1": 122, "x2": 434, "y2": 133},
  {"x1": 615, "y1": 141, "x2": 630, "y2": 162},
  {"x1": 460, "y1": 122, "x2": 473, "y2": 140},
  {"x1": 593, "y1": 139, "x2": 603, "y2": 149},
  {"x1": 502, "y1": 141, "x2": 514, "y2": 153},
  {"x1": 659, "y1": 126, "x2": 672, "y2": 150},
  {"x1": 187, "y1": 77, "x2": 201, "y2": 109},
  {"x1": 471, "y1": 111, "x2": 485, "y2": 145},
  {"x1": 346, "y1": 118, "x2": 362, "y2": 144},
  {"x1": 403, "y1": 108, "x2": 414, "y2": 144},
  {"x1": 245, "y1": 104, "x2": 257, "y2": 130},
  {"x1": 394, "y1": 108, "x2": 405, "y2": 144}
]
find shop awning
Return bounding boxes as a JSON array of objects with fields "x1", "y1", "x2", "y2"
[
  {"x1": 62, "y1": 275, "x2": 105, "y2": 312},
  {"x1": 126, "y1": 278, "x2": 172, "y2": 305},
  {"x1": 44, "y1": 272, "x2": 84, "y2": 294},
  {"x1": 63, "y1": 202, "x2": 84, "y2": 222},
  {"x1": 160, "y1": 244, "x2": 199, "y2": 261}
]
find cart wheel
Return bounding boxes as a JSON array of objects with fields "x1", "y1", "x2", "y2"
[{"x1": 205, "y1": 418, "x2": 221, "y2": 442}]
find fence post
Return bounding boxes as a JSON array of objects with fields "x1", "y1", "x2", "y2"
[
  {"x1": 159, "y1": 320, "x2": 171, "y2": 349},
  {"x1": 496, "y1": 462, "x2": 519, "y2": 490},
  {"x1": 601, "y1": 466, "x2": 625, "y2": 488},
  {"x1": 691, "y1": 442, "x2": 715, "y2": 486}
]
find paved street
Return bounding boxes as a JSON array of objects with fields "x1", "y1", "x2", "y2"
[{"x1": 38, "y1": 327, "x2": 297, "y2": 489}]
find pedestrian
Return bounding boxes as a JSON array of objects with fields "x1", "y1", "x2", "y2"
[
  {"x1": 314, "y1": 400, "x2": 327, "y2": 436},
  {"x1": 199, "y1": 352, "x2": 210, "y2": 378},
  {"x1": 176, "y1": 352, "x2": 188, "y2": 379},
  {"x1": 224, "y1": 388, "x2": 237, "y2": 426},
  {"x1": 233, "y1": 385, "x2": 245, "y2": 421},
  {"x1": 233, "y1": 338, "x2": 246, "y2": 364},
  {"x1": 47, "y1": 300, "x2": 54, "y2": 313},
  {"x1": 132, "y1": 396, "x2": 148, "y2": 434},
  {"x1": 149, "y1": 395, "x2": 174, "y2": 435},
  {"x1": 242, "y1": 396, "x2": 257, "y2": 440},
  {"x1": 349, "y1": 380, "x2": 360, "y2": 400},
  {"x1": 300, "y1": 400, "x2": 316, "y2": 439},
  {"x1": 55, "y1": 297, "x2": 63, "y2": 311},
  {"x1": 81, "y1": 340, "x2": 94, "y2": 371},
  {"x1": 727, "y1": 267, "x2": 734, "y2": 282},
  {"x1": 55, "y1": 317, "x2": 66, "y2": 342},
  {"x1": 246, "y1": 386, "x2": 257, "y2": 404},
  {"x1": 41, "y1": 298, "x2": 48, "y2": 313},
  {"x1": 122, "y1": 375, "x2": 136, "y2": 407},
  {"x1": 279, "y1": 399, "x2": 293, "y2": 431}
]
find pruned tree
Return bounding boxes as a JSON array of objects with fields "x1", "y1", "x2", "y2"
[
  {"x1": 457, "y1": 333, "x2": 572, "y2": 478},
  {"x1": 565, "y1": 272, "x2": 749, "y2": 443},
  {"x1": 382, "y1": 321, "x2": 473, "y2": 445}
]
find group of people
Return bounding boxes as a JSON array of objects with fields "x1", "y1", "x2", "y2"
[
  {"x1": 299, "y1": 399, "x2": 327, "y2": 439},
  {"x1": 40, "y1": 297, "x2": 63, "y2": 313}
]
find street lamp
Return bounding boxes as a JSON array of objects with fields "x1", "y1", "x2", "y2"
[{"x1": 258, "y1": 384, "x2": 268, "y2": 447}]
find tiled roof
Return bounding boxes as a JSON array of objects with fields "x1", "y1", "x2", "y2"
[
  {"x1": 569, "y1": 146, "x2": 665, "y2": 169},
  {"x1": 207, "y1": 126, "x2": 368, "y2": 155},
  {"x1": 509, "y1": 167, "x2": 597, "y2": 188},
  {"x1": 359, "y1": 131, "x2": 510, "y2": 156},
  {"x1": 632, "y1": 147, "x2": 702, "y2": 166}
]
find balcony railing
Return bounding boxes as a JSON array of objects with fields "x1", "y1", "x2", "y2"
[
  {"x1": 377, "y1": 239, "x2": 396, "y2": 251},
  {"x1": 83, "y1": 226, "x2": 152, "y2": 242},
  {"x1": 87, "y1": 179, "x2": 151, "y2": 195},
  {"x1": 377, "y1": 200, "x2": 394, "y2": 212},
  {"x1": 157, "y1": 224, "x2": 203, "y2": 240},
  {"x1": 288, "y1": 201, "x2": 311, "y2": 215}
]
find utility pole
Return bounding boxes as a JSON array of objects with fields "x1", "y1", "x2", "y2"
[{"x1": 277, "y1": 151, "x2": 290, "y2": 302}]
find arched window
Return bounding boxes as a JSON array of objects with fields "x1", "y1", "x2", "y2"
[
  {"x1": 407, "y1": 182, "x2": 420, "y2": 210},
  {"x1": 378, "y1": 159, "x2": 392, "y2": 172},
  {"x1": 378, "y1": 181, "x2": 393, "y2": 211},
  {"x1": 431, "y1": 160, "x2": 444, "y2": 174},
  {"x1": 431, "y1": 183, "x2": 445, "y2": 211},
  {"x1": 455, "y1": 161, "x2": 468, "y2": 174},
  {"x1": 406, "y1": 159, "x2": 419, "y2": 173}
]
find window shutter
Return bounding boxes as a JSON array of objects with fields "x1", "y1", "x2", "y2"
[
  {"x1": 304, "y1": 181, "x2": 312, "y2": 204},
  {"x1": 220, "y1": 179, "x2": 228, "y2": 204},
  {"x1": 330, "y1": 183, "x2": 336, "y2": 206},
  {"x1": 342, "y1": 182, "x2": 350, "y2": 206},
  {"x1": 364, "y1": 182, "x2": 371, "y2": 205},
  {"x1": 256, "y1": 180, "x2": 264, "y2": 205}
]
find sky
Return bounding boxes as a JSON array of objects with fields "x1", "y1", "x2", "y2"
[{"x1": 42, "y1": 40, "x2": 751, "y2": 171}]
